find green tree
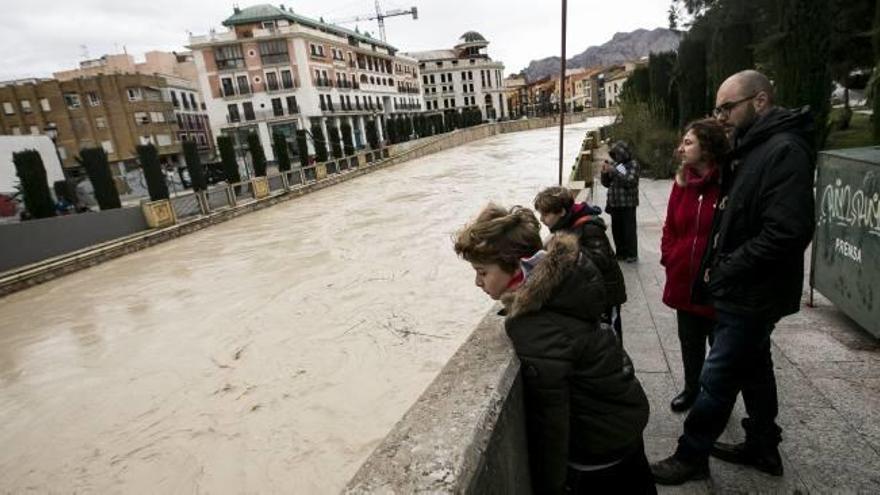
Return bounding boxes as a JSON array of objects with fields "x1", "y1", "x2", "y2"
[
  {"x1": 137, "y1": 144, "x2": 169, "y2": 201},
  {"x1": 182, "y1": 140, "x2": 207, "y2": 191},
  {"x1": 78, "y1": 147, "x2": 121, "y2": 209},
  {"x1": 272, "y1": 133, "x2": 292, "y2": 172},
  {"x1": 620, "y1": 66, "x2": 650, "y2": 103},
  {"x1": 295, "y1": 130, "x2": 310, "y2": 167},
  {"x1": 310, "y1": 125, "x2": 329, "y2": 162},
  {"x1": 340, "y1": 122, "x2": 355, "y2": 155},
  {"x1": 765, "y1": 0, "x2": 832, "y2": 146},
  {"x1": 328, "y1": 126, "x2": 344, "y2": 159},
  {"x1": 649, "y1": 51, "x2": 678, "y2": 127},
  {"x1": 365, "y1": 119, "x2": 380, "y2": 149},
  {"x1": 247, "y1": 133, "x2": 267, "y2": 177},
  {"x1": 217, "y1": 135, "x2": 241, "y2": 184},
  {"x1": 12, "y1": 149, "x2": 55, "y2": 218},
  {"x1": 675, "y1": 36, "x2": 709, "y2": 126}
]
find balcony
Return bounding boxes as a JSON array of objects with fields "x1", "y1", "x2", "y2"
[
  {"x1": 314, "y1": 78, "x2": 334, "y2": 89},
  {"x1": 216, "y1": 59, "x2": 246, "y2": 71}
]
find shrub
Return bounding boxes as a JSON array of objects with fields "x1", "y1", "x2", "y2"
[
  {"x1": 247, "y1": 133, "x2": 267, "y2": 177},
  {"x1": 217, "y1": 135, "x2": 241, "y2": 184},
  {"x1": 183, "y1": 140, "x2": 207, "y2": 191},
  {"x1": 12, "y1": 149, "x2": 55, "y2": 218},
  {"x1": 137, "y1": 143, "x2": 169, "y2": 201},
  {"x1": 77, "y1": 147, "x2": 121, "y2": 209}
]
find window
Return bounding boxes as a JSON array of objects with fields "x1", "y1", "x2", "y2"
[
  {"x1": 286, "y1": 95, "x2": 298, "y2": 114},
  {"x1": 29, "y1": 125, "x2": 39, "y2": 135},
  {"x1": 266, "y1": 72, "x2": 279, "y2": 91},
  {"x1": 126, "y1": 88, "x2": 142, "y2": 101},
  {"x1": 281, "y1": 70, "x2": 294, "y2": 89},
  {"x1": 259, "y1": 39, "x2": 288, "y2": 65},
  {"x1": 39, "y1": 98, "x2": 50, "y2": 111},
  {"x1": 227, "y1": 104, "x2": 240, "y2": 122},
  {"x1": 242, "y1": 101, "x2": 255, "y2": 121},
  {"x1": 214, "y1": 44, "x2": 245, "y2": 70},
  {"x1": 221, "y1": 77, "x2": 235, "y2": 96},
  {"x1": 20, "y1": 100, "x2": 32, "y2": 113},
  {"x1": 11, "y1": 126, "x2": 21, "y2": 135},
  {"x1": 150, "y1": 111, "x2": 165, "y2": 123},
  {"x1": 3, "y1": 102, "x2": 13, "y2": 115},
  {"x1": 182, "y1": 94, "x2": 191, "y2": 110},
  {"x1": 64, "y1": 93, "x2": 82, "y2": 108},
  {"x1": 429, "y1": 74, "x2": 435, "y2": 84},
  {"x1": 310, "y1": 43, "x2": 325, "y2": 57},
  {"x1": 101, "y1": 140, "x2": 114, "y2": 154},
  {"x1": 95, "y1": 116, "x2": 107, "y2": 129},
  {"x1": 134, "y1": 112, "x2": 149, "y2": 125},
  {"x1": 170, "y1": 91, "x2": 179, "y2": 108},
  {"x1": 156, "y1": 134, "x2": 172, "y2": 147},
  {"x1": 236, "y1": 75, "x2": 250, "y2": 94},
  {"x1": 86, "y1": 92, "x2": 100, "y2": 106},
  {"x1": 189, "y1": 94, "x2": 196, "y2": 109},
  {"x1": 271, "y1": 97, "x2": 283, "y2": 117},
  {"x1": 57, "y1": 146, "x2": 67, "y2": 160}
]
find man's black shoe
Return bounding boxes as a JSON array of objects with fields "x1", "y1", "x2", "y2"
[
  {"x1": 650, "y1": 455, "x2": 709, "y2": 485},
  {"x1": 711, "y1": 441, "x2": 784, "y2": 476},
  {"x1": 670, "y1": 390, "x2": 697, "y2": 412}
]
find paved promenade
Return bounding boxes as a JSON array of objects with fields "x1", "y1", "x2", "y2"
[{"x1": 596, "y1": 177, "x2": 880, "y2": 493}]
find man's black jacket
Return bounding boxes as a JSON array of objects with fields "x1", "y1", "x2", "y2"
[{"x1": 696, "y1": 106, "x2": 816, "y2": 319}]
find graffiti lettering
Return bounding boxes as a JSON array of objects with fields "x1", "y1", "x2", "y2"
[{"x1": 818, "y1": 178, "x2": 880, "y2": 237}]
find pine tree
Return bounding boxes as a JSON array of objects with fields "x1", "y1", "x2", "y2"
[
  {"x1": 217, "y1": 135, "x2": 241, "y2": 184},
  {"x1": 311, "y1": 125, "x2": 329, "y2": 162},
  {"x1": 137, "y1": 143, "x2": 169, "y2": 201},
  {"x1": 246, "y1": 133, "x2": 267, "y2": 177},
  {"x1": 77, "y1": 147, "x2": 121, "y2": 210},
  {"x1": 272, "y1": 133, "x2": 292, "y2": 172},
  {"x1": 12, "y1": 149, "x2": 55, "y2": 218},
  {"x1": 182, "y1": 140, "x2": 207, "y2": 191}
]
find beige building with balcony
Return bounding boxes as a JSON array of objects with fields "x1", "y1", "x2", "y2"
[
  {"x1": 188, "y1": 4, "x2": 424, "y2": 164},
  {"x1": 405, "y1": 32, "x2": 507, "y2": 121}
]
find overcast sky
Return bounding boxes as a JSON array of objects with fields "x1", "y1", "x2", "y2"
[{"x1": 1, "y1": 0, "x2": 670, "y2": 81}]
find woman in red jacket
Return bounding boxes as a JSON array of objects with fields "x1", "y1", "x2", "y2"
[{"x1": 661, "y1": 118, "x2": 730, "y2": 412}]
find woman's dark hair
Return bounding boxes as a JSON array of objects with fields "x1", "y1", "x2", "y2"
[{"x1": 682, "y1": 118, "x2": 730, "y2": 165}]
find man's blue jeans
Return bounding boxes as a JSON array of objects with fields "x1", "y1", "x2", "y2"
[{"x1": 675, "y1": 309, "x2": 782, "y2": 461}]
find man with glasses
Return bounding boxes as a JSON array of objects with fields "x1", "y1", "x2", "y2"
[{"x1": 651, "y1": 70, "x2": 816, "y2": 484}]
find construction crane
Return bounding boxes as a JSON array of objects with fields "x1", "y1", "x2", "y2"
[{"x1": 331, "y1": 1, "x2": 418, "y2": 43}]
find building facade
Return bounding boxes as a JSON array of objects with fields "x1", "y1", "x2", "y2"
[
  {"x1": 55, "y1": 51, "x2": 214, "y2": 161},
  {"x1": 405, "y1": 32, "x2": 507, "y2": 121},
  {"x1": 188, "y1": 4, "x2": 425, "y2": 166},
  {"x1": 0, "y1": 74, "x2": 180, "y2": 180},
  {"x1": 503, "y1": 75, "x2": 528, "y2": 119}
]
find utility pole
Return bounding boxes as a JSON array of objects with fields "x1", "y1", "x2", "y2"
[
  {"x1": 558, "y1": 0, "x2": 567, "y2": 186},
  {"x1": 331, "y1": 2, "x2": 418, "y2": 43}
]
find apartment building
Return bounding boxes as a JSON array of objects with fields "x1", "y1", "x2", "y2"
[
  {"x1": 55, "y1": 51, "x2": 214, "y2": 160},
  {"x1": 188, "y1": 4, "x2": 425, "y2": 164},
  {"x1": 0, "y1": 74, "x2": 180, "y2": 180},
  {"x1": 405, "y1": 31, "x2": 507, "y2": 121}
]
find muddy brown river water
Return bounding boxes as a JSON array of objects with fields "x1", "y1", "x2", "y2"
[{"x1": 0, "y1": 118, "x2": 614, "y2": 493}]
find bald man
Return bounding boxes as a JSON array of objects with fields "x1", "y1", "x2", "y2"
[{"x1": 651, "y1": 70, "x2": 816, "y2": 484}]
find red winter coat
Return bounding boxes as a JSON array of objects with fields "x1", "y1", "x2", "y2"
[{"x1": 661, "y1": 165, "x2": 720, "y2": 319}]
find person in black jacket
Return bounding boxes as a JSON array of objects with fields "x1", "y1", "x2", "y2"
[
  {"x1": 534, "y1": 186, "x2": 628, "y2": 343},
  {"x1": 454, "y1": 204, "x2": 653, "y2": 494},
  {"x1": 651, "y1": 70, "x2": 816, "y2": 485},
  {"x1": 600, "y1": 141, "x2": 640, "y2": 262}
]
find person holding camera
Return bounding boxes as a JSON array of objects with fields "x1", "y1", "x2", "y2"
[{"x1": 600, "y1": 141, "x2": 640, "y2": 263}]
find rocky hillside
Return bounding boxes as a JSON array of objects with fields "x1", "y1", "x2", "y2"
[{"x1": 522, "y1": 28, "x2": 681, "y2": 81}]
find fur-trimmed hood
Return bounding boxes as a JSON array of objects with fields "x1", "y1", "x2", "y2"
[{"x1": 501, "y1": 233, "x2": 606, "y2": 321}]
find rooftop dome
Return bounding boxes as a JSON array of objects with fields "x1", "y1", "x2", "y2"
[{"x1": 459, "y1": 31, "x2": 487, "y2": 43}]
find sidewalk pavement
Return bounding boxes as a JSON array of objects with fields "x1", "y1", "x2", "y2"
[{"x1": 592, "y1": 178, "x2": 880, "y2": 493}]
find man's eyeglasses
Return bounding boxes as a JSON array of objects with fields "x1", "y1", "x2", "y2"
[{"x1": 712, "y1": 93, "x2": 757, "y2": 118}]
